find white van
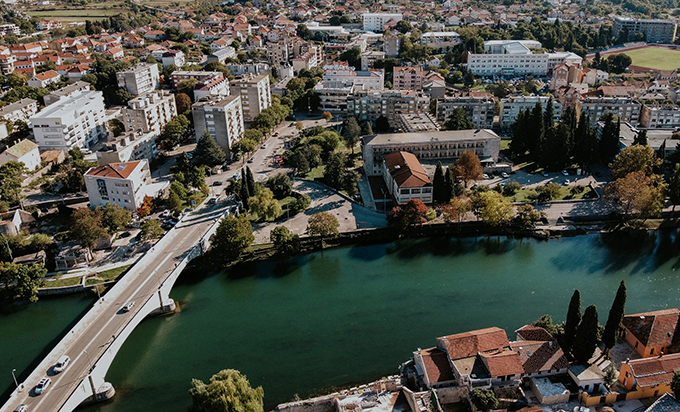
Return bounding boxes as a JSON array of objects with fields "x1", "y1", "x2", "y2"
[{"x1": 54, "y1": 355, "x2": 70, "y2": 373}]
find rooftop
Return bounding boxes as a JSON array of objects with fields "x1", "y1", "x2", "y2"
[
  {"x1": 4, "y1": 139, "x2": 38, "y2": 158},
  {"x1": 384, "y1": 151, "x2": 431, "y2": 188},
  {"x1": 437, "y1": 327, "x2": 509, "y2": 360},
  {"x1": 622, "y1": 308, "x2": 680, "y2": 349},
  {"x1": 31, "y1": 90, "x2": 102, "y2": 120},
  {"x1": 84, "y1": 160, "x2": 142, "y2": 179},
  {"x1": 365, "y1": 129, "x2": 500, "y2": 146}
]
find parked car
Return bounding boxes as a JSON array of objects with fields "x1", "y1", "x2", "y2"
[
  {"x1": 160, "y1": 210, "x2": 171, "y2": 219},
  {"x1": 122, "y1": 301, "x2": 135, "y2": 312},
  {"x1": 561, "y1": 170, "x2": 569, "y2": 176},
  {"x1": 35, "y1": 377, "x2": 51, "y2": 395},
  {"x1": 13, "y1": 404, "x2": 27, "y2": 412},
  {"x1": 54, "y1": 355, "x2": 71, "y2": 374},
  {"x1": 565, "y1": 179, "x2": 571, "y2": 184},
  {"x1": 501, "y1": 172, "x2": 509, "y2": 178},
  {"x1": 247, "y1": 158, "x2": 254, "y2": 163},
  {"x1": 482, "y1": 174, "x2": 490, "y2": 179},
  {"x1": 233, "y1": 173, "x2": 241, "y2": 180},
  {"x1": 262, "y1": 144, "x2": 268, "y2": 149},
  {"x1": 207, "y1": 198, "x2": 217, "y2": 205},
  {"x1": 120, "y1": 231, "x2": 131, "y2": 238},
  {"x1": 541, "y1": 171, "x2": 548, "y2": 177},
  {"x1": 212, "y1": 181, "x2": 223, "y2": 186}
]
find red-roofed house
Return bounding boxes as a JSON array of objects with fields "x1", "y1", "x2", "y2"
[
  {"x1": 619, "y1": 353, "x2": 680, "y2": 396},
  {"x1": 382, "y1": 151, "x2": 432, "y2": 204},
  {"x1": 27, "y1": 70, "x2": 61, "y2": 88},
  {"x1": 622, "y1": 309, "x2": 680, "y2": 358},
  {"x1": 84, "y1": 160, "x2": 153, "y2": 210}
]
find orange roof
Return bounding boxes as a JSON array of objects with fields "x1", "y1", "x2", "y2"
[
  {"x1": 85, "y1": 161, "x2": 141, "y2": 179},
  {"x1": 628, "y1": 353, "x2": 680, "y2": 387},
  {"x1": 480, "y1": 349, "x2": 525, "y2": 377},
  {"x1": 33, "y1": 70, "x2": 60, "y2": 81},
  {"x1": 419, "y1": 348, "x2": 455, "y2": 383},
  {"x1": 622, "y1": 308, "x2": 680, "y2": 349},
  {"x1": 383, "y1": 151, "x2": 430, "y2": 189},
  {"x1": 437, "y1": 327, "x2": 510, "y2": 360}
]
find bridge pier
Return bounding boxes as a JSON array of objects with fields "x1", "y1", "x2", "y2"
[{"x1": 81, "y1": 382, "x2": 115, "y2": 406}]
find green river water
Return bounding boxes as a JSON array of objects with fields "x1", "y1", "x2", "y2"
[{"x1": 3, "y1": 231, "x2": 680, "y2": 411}]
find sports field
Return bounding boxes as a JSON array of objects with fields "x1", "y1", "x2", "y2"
[{"x1": 623, "y1": 46, "x2": 680, "y2": 71}]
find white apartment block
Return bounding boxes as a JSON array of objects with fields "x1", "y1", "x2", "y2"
[
  {"x1": 171, "y1": 71, "x2": 223, "y2": 88},
  {"x1": 229, "y1": 73, "x2": 271, "y2": 122},
  {"x1": 468, "y1": 40, "x2": 582, "y2": 76},
  {"x1": 122, "y1": 91, "x2": 177, "y2": 136},
  {"x1": 362, "y1": 13, "x2": 402, "y2": 32},
  {"x1": 579, "y1": 97, "x2": 641, "y2": 127},
  {"x1": 194, "y1": 76, "x2": 230, "y2": 101},
  {"x1": 0, "y1": 98, "x2": 38, "y2": 124},
  {"x1": 499, "y1": 96, "x2": 563, "y2": 131},
  {"x1": 31, "y1": 90, "x2": 106, "y2": 151},
  {"x1": 322, "y1": 62, "x2": 384, "y2": 90},
  {"x1": 640, "y1": 104, "x2": 680, "y2": 129},
  {"x1": 436, "y1": 96, "x2": 495, "y2": 130},
  {"x1": 84, "y1": 160, "x2": 153, "y2": 211},
  {"x1": 224, "y1": 63, "x2": 270, "y2": 76},
  {"x1": 43, "y1": 81, "x2": 91, "y2": 106},
  {"x1": 361, "y1": 50, "x2": 386, "y2": 71},
  {"x1": 347, "y1": 89, "x2": 430, "y2": 127},
  {"x1": 116, "y1": 63, "x2": 160, "y2": 96},
  {"x1": 191, "y1": 95, "x2": 244, "y2": 158},
  {"x1": 96, "y1": 130, "x2": 158, "y2": 165},
  {"x1": 393, "y1": 66, "x2": 423, "y2": 91},
  {"x1": 292, "y1": 51, "x2": 318, "y2": 74},
  {"x1": 613, "y1": 16, "x2": 677, "y2": 43},
  {"x1": 419, "y1": 32, "x2": 461, "y2": 50}
]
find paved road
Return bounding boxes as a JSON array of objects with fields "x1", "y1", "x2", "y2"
[{"x1": 4, "y1": 200, "x2": 229, "y2": 412}]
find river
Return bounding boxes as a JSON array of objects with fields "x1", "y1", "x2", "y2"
[{"x1": 3, "y1": 231, "x2": 680, "y2": 411}]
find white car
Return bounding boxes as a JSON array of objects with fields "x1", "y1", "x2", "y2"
[
  {"x1": 501, "y1": 172, "x2": 509, "y2": 178},
  {"x1": 35, "y1": 377, "x2": 51, "y2": 395},
  {"x1": 122, "y1": 301, "x2": 135, "y2": 312},
  {"x1": 160, "y1": 210, "x2": 171, "y2": 219},
  {"x1": 561, "y1": 170, "x2": 569, "y2": 176},
  {"x1": 482, "y1": 174, "x2": 490, "y2": 180},
  {"x1": 53, "y1": 355, "x2": 70, "y2": 374},
  {"x1": 13, "y1": 405, "x2": 27, "y2": 412},
  {"x1": 262, "y1": 144, "x2": 268, "y2": 149}
]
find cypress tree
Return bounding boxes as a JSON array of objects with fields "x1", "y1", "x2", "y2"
[
  {"x1": 444, "y1": 166, "x2": 456, "y2": 202},
  {"x1": 433, "y1": 162, "x2": 446, "y2": 204},
  {"x1": 563, "y1": 289, "x2": 582, "y2": 353},
  {"x1": 246, "y1": 166, "x2": 256, "y2": 196},
  {"x1": 602, "y1": 280, "x2": 627, "y2": 350},
  {"x1": 634, "y1": 130, "x2": 648, "y2": 146},
  {"x1": 573, "y1": 305, "x2": 599, "y2": 363},
  {"x1": 528, "y1": 103, "x2": 544, "y2": 155}
]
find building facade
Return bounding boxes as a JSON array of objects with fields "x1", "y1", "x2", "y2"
[
  {"x1": 192, "y1": 95, "x2": 244, "y2": 158},
  {"x1": 500, "y1": 96, "x2": 563, "y2": 132},
  {"x1": 639, "y1": 104, "x2": 680, "y2": 129},
  {"x1": 382, "y1": 151, "x2": 433, "y2": 204},
  {"x1": 393, "y1": 66, "x2": 423, "y2": 91},
  {"x1": 613, "y1": 16, "x2": 677, "y2": 43},
  {"x1": 96, "y1": 130, "x2": 158, "y2": 165},
  {"x1": 84, "y1": 160, "x2": 153, "y2": 211},
  {"x1": 579, "y1": 97, "x2": 641, "y2": 127},
  {"x1": 229, "y1": 73, "x2": 271, "y2": 122},
  {"x1": 122, "y1": 91, "x2": 177, "y2": 136},
  {"x1": 362, "y1": 13, "x2": 403, "y2": 32},
  {"x1": 116, "y1": 63, "x2": 160, "y2": 96},
  {"x1": 0, "y1": 98, "x2": 38, "y2": 124},
  {"x1": 347, "y1": 89, "x2": 429, "y2": 128},
  {"x1": 436, "y1": 96, "x2": 495, "y2": 130}
]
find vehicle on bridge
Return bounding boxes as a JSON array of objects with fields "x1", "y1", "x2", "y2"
[
  {"x1": 122, "y1": 302, "x2": 135, "y2": 312},
  {"x1": 13, "y1": 404, "x2": 27, "y2": 412},
  {"x1": 53, "y1": 355, "x2": 70, "y2": 374},
  {"x1": 35, "y1": 378, "x2": 51, "y2": 395}
]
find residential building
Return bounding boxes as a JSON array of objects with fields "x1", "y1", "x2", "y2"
[
  {"x1": 267, "y1": 41, "x2": 293, "y2": 66},
  {"x1": 36, "y1": 20, "x2": 61, "y2": 31},
  {"x1": 116, "y1": 63, "x2": 160, "y2": 96},
  {"x1": 0, "y1": 23, "x2": 20, "y2": 35},
  {"x1": 579, "y1": 97, "x2": 641, "y2": 127},
  {"x1": 500, "y1": 96, "x2": 562, "y2": 132},
  {"x1": 96, "y1": 130, "x2": 158, "y2": 165},
  {"x1": 613, "y1": 16, "x2": 677, "y2": 44},
  {"x1": 640, "y1": 104, "x2": 680, "y2": 129},
  {"x1": 84, "y1": 160, "x2": 154, "y2": 211},
  {"x1": 224, "y1": 63, "x2": 270, "y2": 76},
  {"x1": 207, "y1": 47, "x2": 236, "y2": 64},
  {"x1": 191, "y1": 95, "x2": 244, "y2": 157},
  {"x1": 322, "y1": 62, "x2": 384, "y2": 90},
  {"x1": 363, "y1": 129, "x2": 501, "y2": 176},
  {"x1": 43, "y1": 81, "x2": 91, "y2": 106},
  {"x1": 393, "y1": 66, "x2": 423, "y2": 91},
  {"x1": 383, "y1": 35, "x2": 400, "y2": 57},
  {"x1": 382, "y1": 151, "x2": 432, "y2": 204},
  {"x1": 395, "y1": 113, "x2": 440, "y2": 133},
  {"x1": 437, "y1": 95, "x2": 495, "y2": 129},
  {"x1": 468, "y1": 40, "x2": 582, "y2": 76},
  {"x1": 30, "y1": 90, "x2": 106, "y2": 151},
  {"x1": 346, "y1": 89, "x2": 429, "y2": 127},
  {"x1": 422, "y1": 72, "x2": 446, "y2": 99},
  {"x1": 171, "y1": 70, "x2": 223, "y2": 89},
  {"x1": 0, "y1": 98, "x2": 38, "y2": 124},
  {"x1": 194, "y1": 76, "x2": 230, "y2": 101},
  {"x1": 161, "y1": 50, "x2": 185, "y2": 68},
  {"x1": 361, "y1": 50, "x2": 385, "y2": 71},
  {"x1": 229, "y1": 73, "x2": 271, "y2": 122},
  {"x1": 122, "y1": 91, "x2": 177, "y2": 136},
  {"x1": 27, "y1": 69, "x2": 61, "y2": 88},
  {"x1": 419, "y1": 31, "x2": 461, "y2": 51},
  {"x1": 0, "y1": 139, "x2": 40, "y2": 170},
  {"x1": 621, "y1": 308, "x2": 680, "y2": 358},
  {"x1": 362, "y1": 13, "x2": 402, "y2": 32},
  {"x1": 291, "y1": 51, "x2": 318, "y2": 74},
  {"x1": 618, "y1": 353, "x2": 680, "y2": 397}
]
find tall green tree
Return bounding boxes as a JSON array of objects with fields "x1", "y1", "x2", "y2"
[
  {"x1": 245, "y1": 167, "x2": 256, "y2": 198},
  {"x1": 470, "y1": 388, "x2": 498, "y2": 412},
  {"x1": 528, "y1": 103, "x2": 545, "y2": 155},
  {"x1": 195, "y1": 131, "x2": 227, "y2": 167},
  {"x1": 0, "y1": 262, "x2": 46, "y2": 303},
  {"x1": 433, "y1": 162, "x2": 446, "y2": 204},
  {"x1": 70, "y1": 208, "x2": 109, "y2": 253},
  {"x1": 563, "y1": 289, "x2": 582, "y2": 354},
  {"x1": 211, "y1": 216, "x2": 254, "y2": 264},
  {"x1": 573, "y1": 112, "x2": 595, "y2": 167},
  {"x1": 270, "y1": 226, "x2": 300, "y2": 258},
  {"x1": 669, "y1": 164, "x2": 680, "y2": 213},
  {"x1": 600, "y1": 113, "x2": 620, "y2": 163},
  {"x1": 572, "y1": 304, "x2": 599, "y2": 363},
  {"x1": 444, "y1": 167, "x2": 456, "y2": 203},
  {"x1": 633, "y1": 129, "x2": 648, "y2": 146},
  {"x1": 442, "y1": 108, "x2": 474, "y2": 131},
  {"x1": 189, "y1": 369, "x2": 264, "y2": 412},
  {"x1": 100, "y1": 203, "x2": 132, "y2": 234},
  {"x1": 609, "y1": 145, "x2": 661, "y2": 180},
  {"x1": 602, "y1": 280, "x2": 627, "y2": 352},
  {"x1": 342, "y1": 117, "x2": 361, "y2": 151}
]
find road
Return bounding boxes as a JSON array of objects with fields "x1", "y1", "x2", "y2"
[{"x1": 4, "y1": 200, "x2": 229, "y2": 412}]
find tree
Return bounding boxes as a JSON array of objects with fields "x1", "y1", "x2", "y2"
[
  {"x1": 0, "y1": 161, "x2": 26, "y2": 206},
  {"x1": 361, "y1": 121, "x2": 373, "y2": 136},
  {"x1": 295, "y1": 121, "x2": 304, "y2": 130},
  {"x1": 375, "y1": 115, "x2": 390, "y2": 132},
  {"x1": 513, "y1": 204, "x2": 544, "y2": 230},
  {"x1": 669, "y1": 164, "x2": 680, "y2": 212},
  {"x1": 602, "y1": 280, "x2": 627, "y2": 352},
  {"x1": 266, "y1": 173, "x2": 293, "y2": 199},
  {"x1": 245, "y1": 167, "x2": 256, "y2": 199},
  {"x1": 387, "y1": 199, "x2": 428, "y2": 229},
  {"x1": 442, "y1": 108, "x2": 474, "y2": 131},
  {"x1": 248, "y1": 188, "x2": 282, "y2": 222},
  {"x1": 325, "y1": 152, "x2": 347, "y2": 190},
  {"x1": 477, "y1": 191, "x2": 513, "y2": 227},
  {"x1": 609, "y1": 145, "x2": 661, "y2": 180},
  {"x1": 189, "y1": 369, "x2": 264, "y2": 412},
  {"x1": 633, "y1": 129, "x2": 648, "y2": 146},
  {"x1": 599, "y1": 112, "x2": 620, "y2": 163},
  {"x1": 0, "y1": 262, "x2": 46, "y2": 303},
  {"x1": 322, "y1": 111, "x2": 332, "y2": 121},
  {"x1": 7, "y1": 71, "x2": 27, "y2": 88},
  {"x1": 270, "y1": 226, "x2": 300, "y2": 258},
  {"x1": 307, "y1": 212, "x2": 339, "y2": 238},
  {"x1": 211, "y1": 216, "x2": 254, "y2": 263},
  {"x1": 672, "y1": 371, "x2": 680, "y2": 400},
  {"x1": 563, "y1": 290, "x2": 582, "y2": 354},
  {"x1": 607, "y1": 53, "x2": 632, "y2": 74},
  {"x1": 70, "y1": 208, "x2": 109, "y2": 252},
  {"x1": 100, "y1": 203, "x2": 132, "y2": 234},
  {"x1": 167, "y1": 190, "x2": 183, "y2": 213},
  {"x1": 440, "y1": 196, "x2": 471, "y2": 225},
  {"x1": 338, "y1": 47, "x2": 361, "y2": 70},
  {"x1": 342, "y1": 117, "x2": 361, "y2": 151},
  {"x1": 195, "y1": 131, "x2": 227, "y2": 167},
  {"x1": 433, "y1": 162, "x2": 446, "y2": 204},
  {"x1": 572, "y1": 304, "x2": 599, "y2": 363},
  {"x1": 453, "y1": 151, "x2": 483, "y2": 187},
  {"x1": 395, "y1": 20, "x2": 412, "y2": 34},
  {"x1": 176, "y1": 93, "x2": 192, "y2": 114},
  {"x1": 470, "y1": 388, "x2": 498, "y2": 412},
  {"x1": 296, "y1": 23, "x2": 312, "y2": 40},
  {"x1": 139, "y1": 220, "x2": 164, "y2": 241},
  {"x1": 607, "y1": 171, "x2": 666, "y2": 220}
]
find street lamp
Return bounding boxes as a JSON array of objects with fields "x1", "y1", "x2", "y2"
[{"x1": 11, "y1": 369, "x2": 18, "y2": 388}]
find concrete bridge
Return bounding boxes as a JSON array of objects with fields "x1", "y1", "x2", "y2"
[{"x1": 1, "y1": 199, "x2": 230, "y2": 412}]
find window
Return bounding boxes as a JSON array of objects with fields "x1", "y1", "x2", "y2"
[{"x1": 97, "y1": 179, "x2": 108, "y2": 199}]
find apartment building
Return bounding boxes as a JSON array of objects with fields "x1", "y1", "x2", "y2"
[
  {"x1": 638, "y1": 104, "x2": 680, "y2": 129},
  {"x1": 383, "y1": 151, "x2": 433, "y2": 205},
  {"x1": 395, "y1": 113, "x2": 440, "y2": 133},
  {"x1": 363, "y1": 129, "x2": 501, "y2": 176},
  {"x1": 361, "y1": 50, "x2": 386, "y2": 71},
  {"x1": 393, "y1": 66, "x2": 423, "y2": 91},
  {"x1": 383, "y1": 35, "x2": 400, "y2": 57},
  {"x1": 122, "y1": 91, "x2": 177, "y2": 136},
  {"x1": 43, "y1": 81, "x2": 91, "y2": 106},
  {"x1": 0, "y1": 98, "x2": 38, "y2": 124},
  {"x1": 419, "y1": 31, "x2": 461, "y2": 51},
  {"x1": 436, "y1": 95, "x2": 495, "y2": 130},
  {"x1": 96, "y1": 130, "x2": 158, "y2": 165},
  {"x1": 613, "y1": 16, "x2": 677, "y2": 43},
  {"x1": 116, "y1": 63, "x2": 160, "y2": 96},
  {"x1": 224, "y1": 63, "x2": 270, "y2": 76},
  {"x1": 84, "y1": 160, "x2": 153, "y2": 211},
  {"x1": 468, "y1": 40, "x2": 582, "y2": 76},
  {"x1": 171, "y1": 71, "x2": 223, "y2": 88},
  {"x1": 194, "y1": 77, "x2": 230, "y2": 101},
  {"x1": 578, "y1": 97, "x2": 641, "y2": 127},
  {"x1": 191, "y1": 95, "x2": 244, "y2": 157},
  {"x1": 362, "y1": 13, "x2": 402, "y2": 32},
  {"x1": 292, "y1": 51, "x2": 318, "y2": 74},
  {"x1": 31, "y1": 90, "x2": 106, "y2": 151},
  {"x1": 499, "y1": 95, "x2": 562, "y2": 132},
  {"x1": 229, "y1": 73, "x2": 271, "y2": 122},
  {"x1": 347, "y1": 89, "x2": 429, "y2": 127}
]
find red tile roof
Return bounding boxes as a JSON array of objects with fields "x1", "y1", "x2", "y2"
[
  {"x1": 383, "y1": 151, "x2": 430, "y2": 189},
  {"x1": 622, "y1": 308, "x2": 680, "y2": 348},
  {"x1": 515, "y1": 325, "x2": 557, "y2": 342},
  {"x1": 628, "y1": 353, "x2": 680, "y2": 387},
  {"x1": 437, "y1": 327, "x2": 510, "y2": 360},
  {"x1": 508, "y1": 339, "x2": 569, "y2": 374},
  {"x1": 419, "y1": 347, "x2": 455, "y2": 383},
  {"x1": 85, "y1": 161, "x2": 141, "y2": 179},
  {"x1": 480, "y1": 349, "x2": 524, "y2": 377}
]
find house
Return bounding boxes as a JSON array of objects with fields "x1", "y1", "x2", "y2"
[
  {"x1": 13, "y1": 250, "x2": 46, "y2": 266},
  {"x1": 618, "y1": 353, "x2": 680, "y2": 398},
  {"x1": 27, "y1": 70, "x2": 61, "y2": 88},
  {"x1": 644, "y1": 393, "x2": 680, "y2": 412},
  {"x1": 84, "y1": 160, "x2": 156, "y2": 211},
  {"x1": 0, "y1": 210, "x2": 34, "y2": 236},
  {"x1": 621, "y1": 308, "x2": 680, "y2": 358},
  {"x1": 161, "y1": 50, "x2": 185, "y2": 68},
  {"x1": 0, "y1": 139, "x2": 41, "y2": 170},
  {"x1": 382, "y1": 151, "x2": 432, "y2": 205}
]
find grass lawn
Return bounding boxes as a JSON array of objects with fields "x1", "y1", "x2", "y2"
[
  {"x1": 84, "y1": 264, "x2": 132, "y2": 286},
  {"x1": 44, "y1": 275, "x2": 82, "y2": 288},
  {"x1": 624, "y1": 47, "x2": 680, "y2": 71},
  {"x1": 509, "y1": 185, "x2": 596, "y2": 202},
  {"x1": 500, "y1": 140, "x2": 511, "y2": 151},
  {"x1": 28, "y1": 7, "x2": 125, "y2": 21},
  {"x1": 305, "y1": 165, "x2": 325, "y2": 180}
]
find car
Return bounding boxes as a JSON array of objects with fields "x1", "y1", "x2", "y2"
[
  {"x1": 565, "y1": 179, "x2": 571, "y2": 184},
  {"x1": 273, "y1": 132, "x2": 279, "y2": 137},
  {"x1": 541, "y1": 171, "x2": 548, "y2": 177},
  {"x1": 160, "y1": 210, "x2": 171, "y2": 219},
  {"x1": 13, "y1": 404, "x2": 27, "y2": 412},
  {"x1": 262, "y1": 144, "x2": 268, "y2": 149},
  {"x1": 482, "y1": 174, "x2": 490, "y2": 179},
  {"x1": 54, "y1": 355, "x2": 71, "y2": 374},
  {"x1": 120, "y1": 231, "x2": 131, "y2": 238},
  {"x1": 122, "y1": 301, "x2": 135, "y2": 312},
  {"x1": 212, "y1": 181, "x2": 223, "y2": 186},
  {"x1": 561, "y1": 170, "x2": 569, "y2": 176},
  {"x1": 501, "y1": 172, "x2": 509, "y2": 178},
  {"x1": 233, "y1": 173, "x2": 241, "y2": 180},
  {"x1": 207, "y1": 198, "x2": 217, "y2": 205},
  {"x1": 35, "y1": 377, "x2": 51, "y2": 395},
  {"x1": 247, "y1": 158, "x2": 254, "y2": 163}
]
